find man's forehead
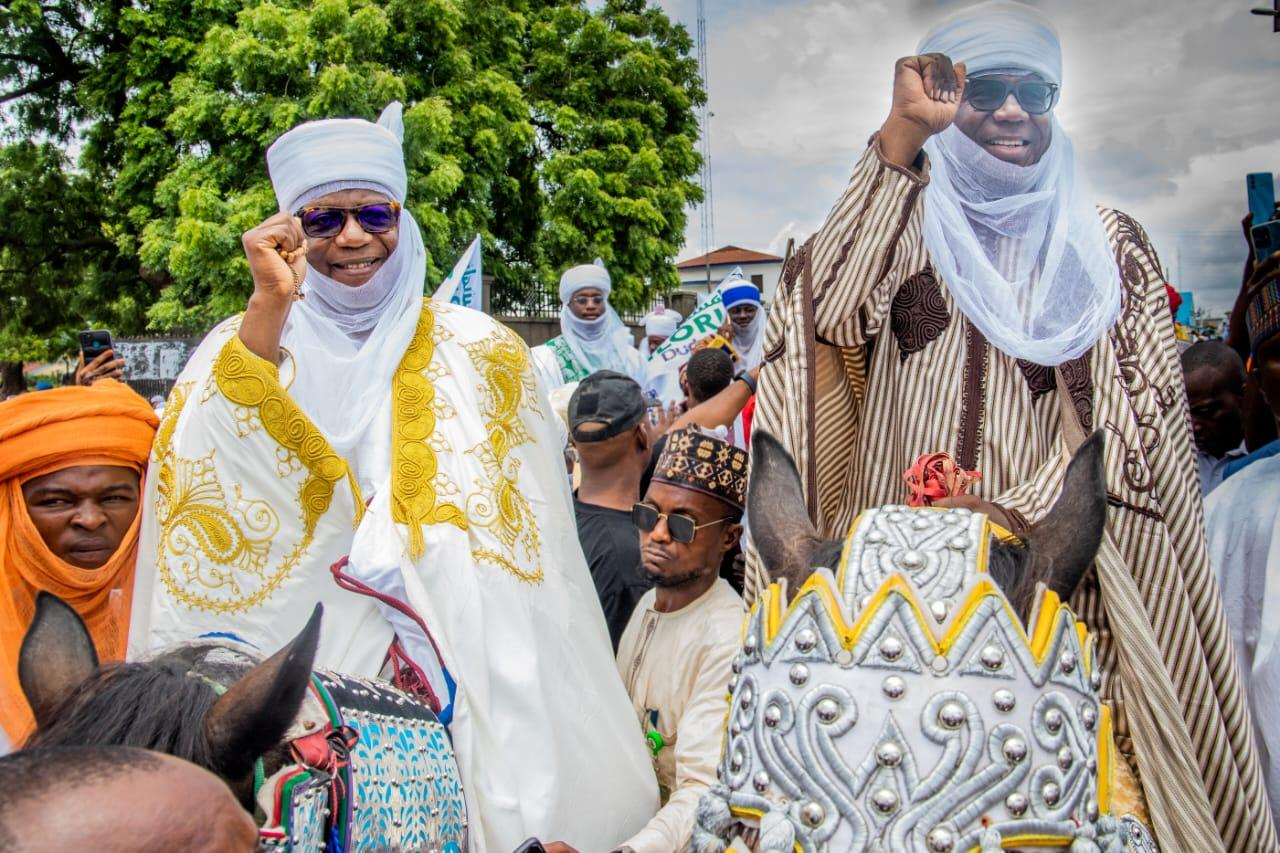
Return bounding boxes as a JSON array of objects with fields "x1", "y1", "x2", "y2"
[
  {"x1": 307, "y1": 186, "x2": 392, "y2": 207},
  {"x1": 970, "y1": 69, "x2": 1046, "y2": 81},
  {"x1": 645, "y1": 480, "x2": 726, "y2": 516},
  {"x1": 22, "y1": 465, "x2": 139, "y2": 493}
]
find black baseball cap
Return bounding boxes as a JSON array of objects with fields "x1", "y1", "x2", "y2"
[{"x1": 568, "y1": 371, "x2": 646, "y2": 442}]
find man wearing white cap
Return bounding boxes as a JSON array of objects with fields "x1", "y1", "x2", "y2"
[
  {"x1": 749, "y1": 3, "x2": 1275, "y2": 850},
  {"x1": 532, "y1": 260, "x2": 646, "y2": 391},
  {"x1": 639, "y1": 306, "x2": 683, "y2": 360},
  {"x1": 127, "y1": 103, "x2": 658, "y2": 851}
]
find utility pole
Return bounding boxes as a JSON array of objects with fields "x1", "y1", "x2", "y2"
[
  {"x1": 1253, "y1": 0, "x2": 1280, "y2": 32},
  {"x1": 697, "y1": 0, "x2": 716, "y2": 292}
]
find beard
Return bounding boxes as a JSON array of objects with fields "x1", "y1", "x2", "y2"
[{"x1": 643, "y1": 562, "x2": 710, "y2": 588}]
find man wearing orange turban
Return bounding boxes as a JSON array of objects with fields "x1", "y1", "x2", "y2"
[{"x1": 0, "y1": 379, "x2": 159, "y2": 745}]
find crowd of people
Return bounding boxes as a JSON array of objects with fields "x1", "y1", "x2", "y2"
[{"x1": 1, "y1": 1, "x2": 1278, "y2": 851}]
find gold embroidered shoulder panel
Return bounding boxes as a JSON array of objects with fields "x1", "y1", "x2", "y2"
[
  {"x1": 395, "y1": 301, "x2": 546, "y2": 584},
  {"x1": 393, "y1": 299, "x2": 468, "y2": 558}
]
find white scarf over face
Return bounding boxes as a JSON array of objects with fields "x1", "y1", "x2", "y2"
[
  {"x1": 917, "y1": 1, "x2": 1121, "y2": 366},
  {"x1": 265, "y1": 102, "x2": 426, "y2": 459},
  {"x1": 558, "y1": 259, "x2": 641, "y2": 379}
]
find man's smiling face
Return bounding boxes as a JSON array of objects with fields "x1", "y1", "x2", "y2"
[
  {"x1": 303, "y1": 187, "x2": 399, "y2": 287},
  {"x1": 953, "y1": 73, "x2": 1053, "y2": 167}
]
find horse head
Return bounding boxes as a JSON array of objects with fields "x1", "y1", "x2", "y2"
[
  {"x1": 20, "y1": 596, "x2": 321, "y2": 807},
  {"x1": 19, "y1": 599, "x2": 468, "y2": 851},
  {"x1": 694, "y1": 431, "x2": 1148, "y2": 852}
]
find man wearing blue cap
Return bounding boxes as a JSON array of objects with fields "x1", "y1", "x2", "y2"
[
  {"x1": 717, "y1": 276, "x2": 765, "y2": 370},
  {"x1": 749, "y1": 2, "x2": 1274, "y2": 849}
]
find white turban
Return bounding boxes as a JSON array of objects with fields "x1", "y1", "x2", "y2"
[
  {"x1": 917, "y1": 1, "x2": 1062, "y2": 86},
  {"x1": 257, "y1": 102, "x2": 430, "y2": 460},
  {"x1": 267, "y1": 102, "x2": 408, "y2": 214},
  {"x1": 915, "y1": 2, "x2": 1122, "y2": 366},
  {"x1": 644, "y1": 309, "x2": 683, "y2": 338},
  {"x1": 559, "y1": 259, "x2": 612, "y2": 304}
]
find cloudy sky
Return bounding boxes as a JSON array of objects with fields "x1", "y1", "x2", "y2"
[{"x1": 659, "y1": 0, "x2": 1279, "y2": 315}]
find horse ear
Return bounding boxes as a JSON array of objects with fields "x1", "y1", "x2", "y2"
[
  {"x1": 748, "y1": 431, "x2": 840, "y2": 590},
  {"x1": 1014, "y1": 431, "x2": 1108, "y2": 609},
  {"x1": 18, "y1": 592, "x2": 101, "y2": 729},
  {"x1": 203, "y1": 604, "x2": 322, "y2": 783}
]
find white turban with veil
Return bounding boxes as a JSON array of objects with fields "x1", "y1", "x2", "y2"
[
  {"x1": 264, "y1": 102, "x2": 426, "y2": 462},
  {"x1": 917, "y1": 1, "x2": 1120, "y2": 366},
  {"x1": 556, "y1": 259, "x2": 644, "y2": 381}
]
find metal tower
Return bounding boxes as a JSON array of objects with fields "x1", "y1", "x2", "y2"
[{"x1": 696, "y1": 0, "x2": 715, "y2": 274}]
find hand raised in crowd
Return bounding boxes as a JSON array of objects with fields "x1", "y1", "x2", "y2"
[
  {"x1": 238, "y1": 212, "x2": 308, "y2": 365},
  {"x1": 880, "y1": 53, "x2": 967, "y2": 169},
  {"x1": 645, "y1": 400, "x2": 682, "y2": 439},
  {"x1": 75, "y1": 349, "x2": 125, "y2": 386}
]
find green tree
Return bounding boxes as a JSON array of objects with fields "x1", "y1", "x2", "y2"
[
  {"x1": 0, "y1": 142, "x2": 122, "y2": 393},
  {"x1": 525, "y1": 0, "x2": 704, "y2": 310},
  {"x1": 0, "y1": 0, "x2": 704, "y2": 361}
]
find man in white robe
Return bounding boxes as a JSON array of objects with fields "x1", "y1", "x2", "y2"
[
  {"x1": 128, "y1": 103, "x2": 657, "y2": 851},
  {"x1": 1206, "y1": 261, "x2": 1280, "y2": 821},
  {"x1": 532, "y1": 260, "x2": 645, "y2": 391}
]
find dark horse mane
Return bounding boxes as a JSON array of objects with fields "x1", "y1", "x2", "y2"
[{"x1": 23, "y1": 641, "x2": 275, "y2": 796}]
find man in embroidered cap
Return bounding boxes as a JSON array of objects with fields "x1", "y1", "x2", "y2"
[
  {"x1": 0, "y1": 380, "x2": 158, "y2": 746},
  {"x1": 127, "y1": 104, "x2": 657, "y2": 850},
  {"x1": 1205, "y1": 247, "x2": 1280, "y2": 822},
  {"x1": 532, "y1": 259, "x2": 646, "y2": 391},
  {"x1": 614, "y1": 425, "x2": 746, "y2": 853},
  {"x1": 639, "y1": 307, "x2": 683, "y2": 360},
  {"x1": 749, "y1": 2, "x2": 1275, "y2": 849}
]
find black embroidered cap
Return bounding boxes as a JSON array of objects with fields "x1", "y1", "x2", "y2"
[
  {"x1": 568, "y1": 370, "x2": 647, "y2": 442},
  {"x1": 652, "y1": 425, "x2": 749, "y2": 510}
]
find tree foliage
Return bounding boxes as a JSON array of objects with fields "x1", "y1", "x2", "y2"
[{"x1": 0, "y1": 0, "x2": 704, "y2": 362}]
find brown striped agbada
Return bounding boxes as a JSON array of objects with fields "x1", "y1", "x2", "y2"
[{"x1": 747, "y1": 135, "x2": 1277, "y2": 852}]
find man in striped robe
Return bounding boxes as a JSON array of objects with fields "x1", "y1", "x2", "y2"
[{"x1": 748, "y1": 2, "x2": 1276, "y2": 850}]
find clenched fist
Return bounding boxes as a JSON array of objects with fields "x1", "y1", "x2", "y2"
[
  {"x1": 242, "y1": 212, "x2": 309, "y2": 306},
  {"x1": 238, "y1": 212, "x2": 309, "y2": 366},
  {"x1": 879, "y1": 53, "x2": 967, "y2": 169}
]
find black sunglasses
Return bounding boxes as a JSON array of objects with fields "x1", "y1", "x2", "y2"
[
  {"x1": 294, "y1": 202, "x2": 401, "y2": 239},
  {"x1": 632, "y1": 502, "x2": 734, "y2": 545},
  {"x1": 965, "y1": 78, "x2": 1059, "y2": 115}
]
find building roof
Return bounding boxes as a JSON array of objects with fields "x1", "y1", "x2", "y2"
[{"x1": 676, "y1": 245, "x2": 783, "y2": 269}]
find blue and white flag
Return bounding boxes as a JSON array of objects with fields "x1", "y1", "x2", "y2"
[{"x1": 434, "y1": 234, "x2": 483, "y2": 310}]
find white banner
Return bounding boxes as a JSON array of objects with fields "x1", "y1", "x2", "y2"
[
  {"x1": 643, "y1": 267, "x2": 750, "y2": 403},
  {"x1": 433, "y1": 234, "x2": 483, "y2": 311},
  {"x1": 643, "y1": 292, "x2": 728, "y2": 404}
]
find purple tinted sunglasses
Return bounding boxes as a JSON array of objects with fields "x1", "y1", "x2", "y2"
[{"x1": 294, "y1": 201, "x2": 401, "y2": 238}]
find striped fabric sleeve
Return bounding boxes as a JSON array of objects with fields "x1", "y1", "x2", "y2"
[
  {"x1": 992, "y1": 442, "x2": 1069, "y2": 525},
  {"x1": 807, "y1": 136, "x2": 930, "y2": 348}
]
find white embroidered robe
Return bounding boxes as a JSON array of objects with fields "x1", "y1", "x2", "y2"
[{"x1": 129, "y1": 299, "x2": 659, "y2": 851}]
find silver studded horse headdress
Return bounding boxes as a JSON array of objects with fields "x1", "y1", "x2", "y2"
[{"x1": 694, "y1": 506, "x2": 1152, "y2": 852}]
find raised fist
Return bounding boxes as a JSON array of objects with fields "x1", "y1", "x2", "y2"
[
  {"x1": 241, "y1": 211, "x2": 308, "y2": 306},
  {"x1": 880, "y1": 53, "x2": 967, "y2": 168}
]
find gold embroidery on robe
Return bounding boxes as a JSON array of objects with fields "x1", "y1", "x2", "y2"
[
  {"x1": 392, "y1": 300, "x2": 467, "y2": 558},
  {"x1": 462, "y1": 324, "x2": 545, "y2": 584},
  {"x1": 155, "y1": 450, "x2": 281, "y2": 610},
  {"x1": 151, "y1": 336, "x2": 363, "y2": 614}
]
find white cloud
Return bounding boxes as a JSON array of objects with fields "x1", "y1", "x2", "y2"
[{"x1": 670, "y1": 0, "x2": 1280, "y2": 314}]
